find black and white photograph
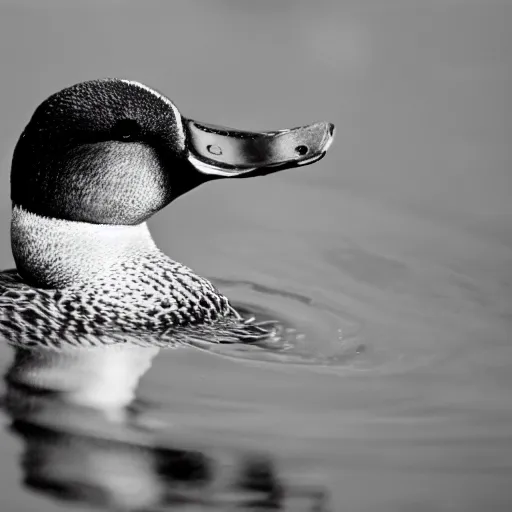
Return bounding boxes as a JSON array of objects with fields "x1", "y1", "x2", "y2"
[{"x1": 0, "y1": 1, "x2": 510, "y2": 511}]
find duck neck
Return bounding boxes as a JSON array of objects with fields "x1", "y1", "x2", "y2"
[{"x1": 11, "y1": 205, "x2": 159, "y2": 288}]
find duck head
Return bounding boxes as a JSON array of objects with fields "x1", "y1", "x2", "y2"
[{"x1": 11, "y1": 79, "x2": 335, "y2": 225}]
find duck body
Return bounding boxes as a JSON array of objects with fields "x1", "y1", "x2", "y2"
[
  {"x1": 0, "y1": 79, "x2": 334, "y2": 347},
  {"x1": 1, "y1": 205, "x2": 235, "y2": 347}
]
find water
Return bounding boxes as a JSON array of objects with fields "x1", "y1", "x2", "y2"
[{"x1": 0, "y1": 1, "x2": 511, "y2": 510}]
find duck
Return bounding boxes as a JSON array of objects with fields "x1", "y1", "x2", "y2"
[{"x1": 0, "y1": 78, "x2": 335, "y2": 349}]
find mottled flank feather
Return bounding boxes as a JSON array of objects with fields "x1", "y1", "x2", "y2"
[{"x1": 0, "y1": 263, "x2": 272, "y2": 349}]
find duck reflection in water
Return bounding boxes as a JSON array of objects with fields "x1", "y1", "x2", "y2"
[{"x1": 2, "y1": 338, "x2": 328, "y2": 511}]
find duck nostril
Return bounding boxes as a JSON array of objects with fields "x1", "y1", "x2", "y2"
[
  {"x1": 207, "y1": 145, "x2": 222, "y2": 156},
  {"x1": 295, "y1": 145, "x2": 308, "y2": 156}
]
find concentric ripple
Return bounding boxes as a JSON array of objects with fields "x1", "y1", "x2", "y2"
[{"x1": 204, "y1": 278, "x2": 373, "y2": 368}]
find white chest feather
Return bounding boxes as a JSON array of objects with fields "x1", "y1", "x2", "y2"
[{"x1": 11, "y1": 205, "x2": 158, "y2": 288}]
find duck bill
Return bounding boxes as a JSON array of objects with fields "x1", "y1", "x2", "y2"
[{"x1": 185, "y1": 119, "x2": 335, "y2": 178}]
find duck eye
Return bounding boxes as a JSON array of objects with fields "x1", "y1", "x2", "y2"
[{"x1": 113, "y1": 119, "x2": 141, "y2": 141}]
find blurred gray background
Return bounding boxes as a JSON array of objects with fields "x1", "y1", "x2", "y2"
[{"x1": 0, "y1": 1, "x2": 511, "y2": 511}]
